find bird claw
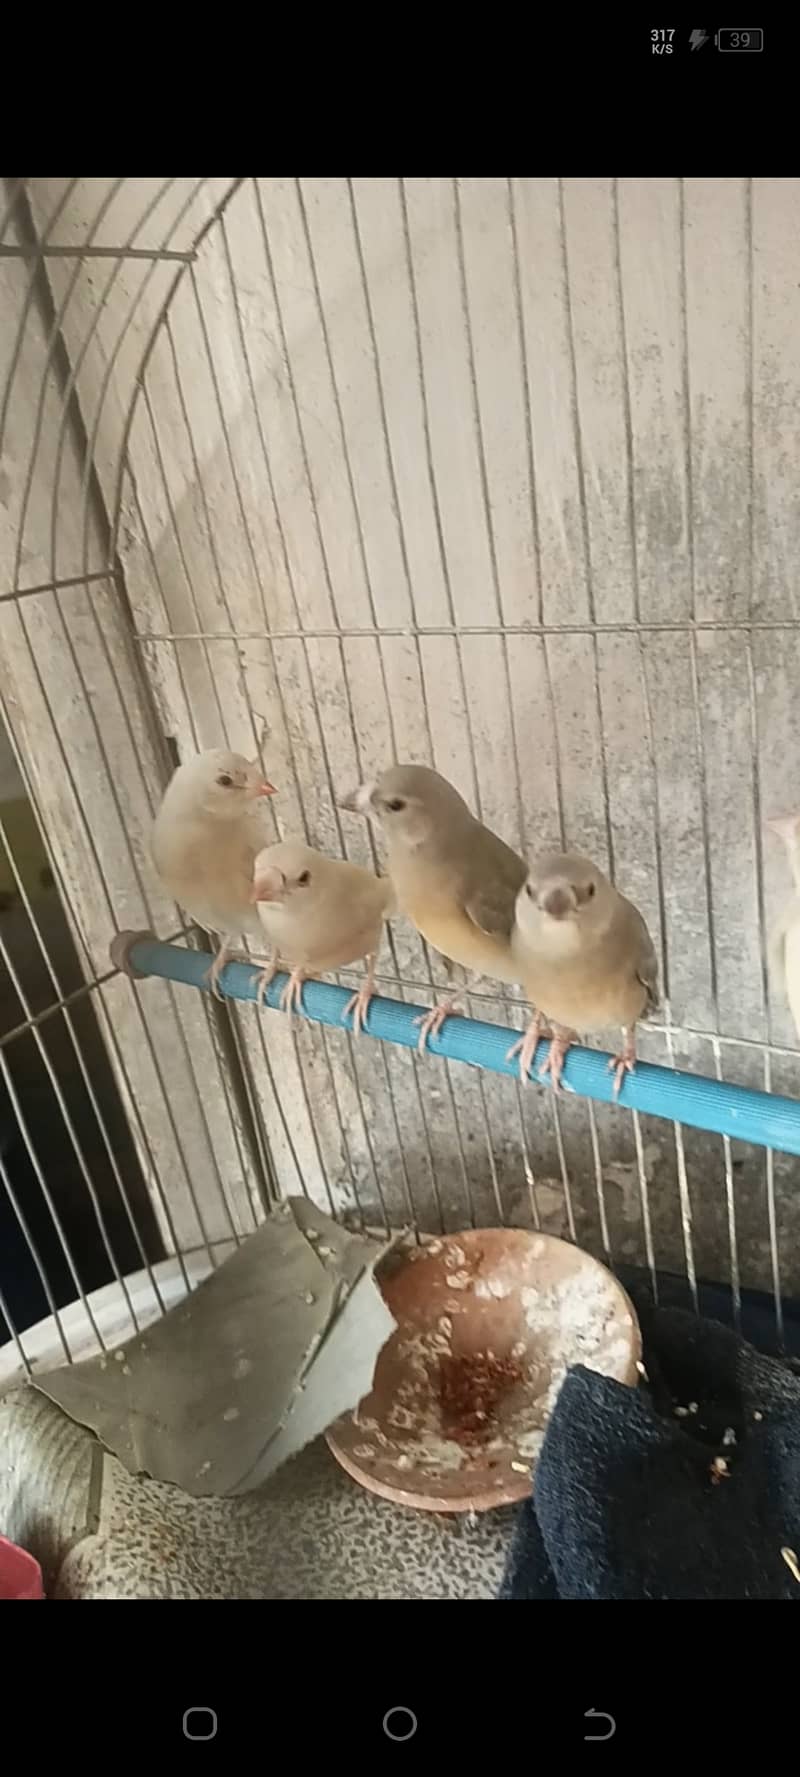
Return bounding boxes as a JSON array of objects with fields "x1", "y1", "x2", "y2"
[
  {"x1": 344, "y1": 984, "x2": 373, "y2": 1038},
  {"x1": 206, "y1": 945, "x2": 253, "y2": 1001},
  {"x1": 506, "y1": 1014, "x2": 549, "y2": 1084},
  {"x1": 280, "y1": 971, "x2": 305, "y2": 1018},
  {"x1": 537, "y1": 1034, "x2": 574, "y2": 1094},
  {"x1": 508, "y1": 1020, "x2": 544, "y2": 1085},
  {"x1": 413, "y1": 997, "x2": 464, "y2": 1055},
  {"x1": 206, "y1": 952, "x2": 229, "y2": 1000},
  {"x1": 254, "y1": 960, "x2": 278, "y2": 1010},
  {"x1": 609, "y1": 1049, "x2": 636, "y2": 1100}
]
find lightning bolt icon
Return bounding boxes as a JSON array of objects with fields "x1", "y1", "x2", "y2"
[{"x1": 689, "y1": 28, "x2": 709, "y2": 49}]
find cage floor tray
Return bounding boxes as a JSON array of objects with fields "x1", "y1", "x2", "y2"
[{"x1": 327, "y1": 1229, "x2": 641, "y2": 1513}]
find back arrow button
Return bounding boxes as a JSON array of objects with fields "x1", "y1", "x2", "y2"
[{"x1": 584, "y1": 1710, "x2": 616, "y2": 1742}]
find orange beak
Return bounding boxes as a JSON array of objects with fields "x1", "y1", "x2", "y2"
[{"x1": 250, "y1": 865, "x2": 285, "y2": 903}]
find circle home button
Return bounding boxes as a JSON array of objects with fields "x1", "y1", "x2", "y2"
[{"x1": 382, "y1": 1707, "x2": 418, "y2": 1742}]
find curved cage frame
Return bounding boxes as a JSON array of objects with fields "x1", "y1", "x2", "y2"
[{"x1": 1, "y1": 175, "x2": 799, "y2": 1380}]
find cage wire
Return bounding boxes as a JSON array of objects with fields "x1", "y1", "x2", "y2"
[{"x1": 0, "y1": 175, "x2": 799, "y2": 1384}]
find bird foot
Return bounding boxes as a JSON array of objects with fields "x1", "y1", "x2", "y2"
[
  {"x1": 413, "y1": 996, "x2": 464, "y2": 1055},
  {"x1": 206, "y1": 944, "x2": 253, "y2": 1000},
  {"x1": 254, "y1": 957, "x2": 279, "y2": 1010},
  {"x1": 506, "y1": 1013, "x2": 549, "y2": 1084},
  {"x1": 206, "y1": 969, "x2": 224, "y2": 1002},
  {"x1": 538, "y1": 1032, "x2": 575, "y2": 1094},
  {"x1": 280, "y1": 969, "x2": 306, "y2": 1017},
  {"x1": 205, "y1": 948, "x2": 231, "y2": 1000},
  {"x1": 344, "y1": 982, "x2": 374, "y2": 1039},
  {"x1": 609, "y1": 1035, "x2": 636, "y2": 1100}
]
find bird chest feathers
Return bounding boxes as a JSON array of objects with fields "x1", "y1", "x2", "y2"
[
  {"x1": 514, "y1": 915, "x2": 647, "y2": 1032},
  {"x1": 156, "y1": 822, "x2": 260, "y2": 935},
  {"x1": 187, "y1": 837, "x2": 255, "y2": 905},
  {"x1": 256, "y1": 874, "x2": 385, "y2": 973}
]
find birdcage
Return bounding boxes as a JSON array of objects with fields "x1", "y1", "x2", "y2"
[{"x1": 1, "y1": 181, "x2": 799, "y2": 1590}]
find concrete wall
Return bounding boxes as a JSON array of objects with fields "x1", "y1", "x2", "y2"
[{"x1": 4, "y1": 178, "x2": 800, "y2": 1300}]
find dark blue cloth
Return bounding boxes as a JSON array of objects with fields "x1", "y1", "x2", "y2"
[
  {"x1": 616, "y1": 1266, "x2": 800, "y2": 1361},
  {"x1": 500, "y1": 1298, "x2": 800, "y2": 1600}
]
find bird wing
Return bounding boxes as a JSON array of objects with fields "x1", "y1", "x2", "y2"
[
  {"x1": 377, "y1": 874, "x2": 398, "y2": 920},
  {"x1": 463, "y1": 830, "x2": 528, "y2": 942},
  {"x1": 632, "y1": 911, "x2": 660, "y2": 1014}
]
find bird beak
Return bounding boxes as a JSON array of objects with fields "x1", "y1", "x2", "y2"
[
  {"x1": 255, "y1": 780, "x2": 277, "y2": 798},
  {"x1": 339, "y1": 780, "x2": 375, "y2": 816},
  {"x1": 541, "y1": 886, "x2": 573, "y2": 920},
  {"x1": 250, "y1": 866, "x2": 285, "y2": 903}
]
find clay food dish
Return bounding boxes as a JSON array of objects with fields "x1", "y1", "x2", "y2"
[{"x1": 327, "y1": 1229, "x2": 641, "y2": 1513}]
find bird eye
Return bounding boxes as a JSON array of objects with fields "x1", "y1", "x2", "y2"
[
  {"x1": 297, "y1": 870, "x2": 311, "y2": 887},
  {"x1": 386, "y1": 797, "x2": 405, "y2": 813},
  {"x1": 217, "y1": 773, "x2": 233, "y2": 788},
  {"x1": 587, "y1": 882, "x2": 596, "y2": 899},
  {"x1": 525, "y1": 884, "x2": 534, "y2": 899}
]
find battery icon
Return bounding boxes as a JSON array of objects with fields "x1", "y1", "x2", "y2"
[{"x1": 716, "y1": 28, "x2": 764, "y2": 50}]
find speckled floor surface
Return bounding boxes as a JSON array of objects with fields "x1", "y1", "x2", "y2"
[{"x1": 1, "y1": 1386, "x2": 516, "y2": 1599}]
